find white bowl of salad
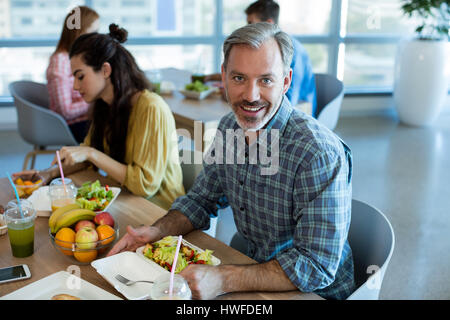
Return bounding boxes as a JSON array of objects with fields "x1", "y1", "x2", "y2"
[{"x1": 76, "y1": 180, "x2": 121, "y2": 212}]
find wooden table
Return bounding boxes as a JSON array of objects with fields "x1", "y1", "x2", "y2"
[{"x1": 0, "y1": 169, "x2": 321, "y2": 300}]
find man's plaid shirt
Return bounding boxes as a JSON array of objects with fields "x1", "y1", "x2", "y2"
[{"x1": 171, "y1": 97, "x2": 355, "y2": 299}]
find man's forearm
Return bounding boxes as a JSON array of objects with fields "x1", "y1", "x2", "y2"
[
  {"x1": 152, "y1": 209, "x2": 196, "y2": 238},
  {"x1": 220, "y1": 259, "x2": 297, "y2": 293}
]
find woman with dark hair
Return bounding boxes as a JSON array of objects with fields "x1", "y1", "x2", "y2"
[
  {"x1": 46, "y1": 6, "x2": 100, "y2": 143},
  {"x1": 38, "y1": 24, "x2": 184, "y2": 210}
]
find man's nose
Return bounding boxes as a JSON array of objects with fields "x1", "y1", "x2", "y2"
[{"x1": 243, "y1": 81, "x2": 260, "y2": 102}]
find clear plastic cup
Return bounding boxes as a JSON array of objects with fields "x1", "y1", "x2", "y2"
[
  {"x1": 150, "y1": 274, "x2": 192, "y2": 300},
  {"x1": 5, "y1": 202, "x2": 36, "y2": 258},
  {"x1": 49, "y1": 178, "x2": 77, "y2": 212}
]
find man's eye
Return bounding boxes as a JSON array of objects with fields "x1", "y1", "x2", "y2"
[
  {"x1": 233, "y1": 76, "x2": 244, "y2": 82},
  {"x1": 261, "y1": 78, "x2": 272, "y2": 85},
  {"x1": 78, "y1": 75, "x2": 84, "y2": 81}
]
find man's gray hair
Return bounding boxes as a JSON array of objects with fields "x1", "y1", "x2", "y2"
[{"x1": 223, "y1": 22, "x2": 293, "y2": 75}]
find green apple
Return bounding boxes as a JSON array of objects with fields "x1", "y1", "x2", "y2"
[{"x1": 75, "y1": 226, "x2": 98, "y2": 250}]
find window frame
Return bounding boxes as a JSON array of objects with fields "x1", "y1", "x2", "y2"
[{"x1": 0, "y1": 0, "x2": 413, "y2": 106}]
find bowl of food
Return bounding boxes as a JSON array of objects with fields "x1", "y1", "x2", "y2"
[
  {"x1": 179, "y1": 80, "x2": 216, "y2": 100},
  {"x1": 48, "y1": 204, "x2": 119, "y2": 265},
  {"x1": 0, "y1": 208, "x2": 7, "y2": 236},
  {"x1": 13, "y1": 173, "x2": 44, "y2": 198}
]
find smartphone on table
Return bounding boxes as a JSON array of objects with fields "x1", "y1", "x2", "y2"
[{"x1": 0, "y1": 264, "x2": 31, "y2": 284}]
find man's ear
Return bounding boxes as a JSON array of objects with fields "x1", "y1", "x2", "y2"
[
  {"x1": 283, "y1": 68, "x2": 292, "y2": 94},
  {"x1": 102, "y1": 62, "x2": 112, "y2": 78},
  {"x1": 221, "y1": 63, "x2": 226, "y2": 84},
  {"x1": 266, "y1": 18, "x2": 275, "y2": 24}
]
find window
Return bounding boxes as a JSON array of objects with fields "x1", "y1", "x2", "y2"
[{"x1": 0, "y1": 0, "x2": 426, "y2": 101}]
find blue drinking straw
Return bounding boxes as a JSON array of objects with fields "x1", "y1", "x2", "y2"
[{"x1": 6, "y1": 172, "x2": 24, "y2": 219}]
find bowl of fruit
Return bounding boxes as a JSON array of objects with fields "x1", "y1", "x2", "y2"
[
  {"x1": 13, "y1": 173, "x2": 44, "y2": 198},
  {"x1": 179, "y1": 80, "x2": 216, "y2": 100},
  {"x1": 48, "y1": 204, "x2": 119, "y2": 265}
]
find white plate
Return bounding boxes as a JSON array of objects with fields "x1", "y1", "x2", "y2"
[
  {"x1": 27, "y1": 186, "x2": 121, "y2": 217},
  {"x1": 179, "y1": 88, "x2": 216, "y2": 100},
  {"x1": 91, "y1": 251, "x2": 165, "y2": 300},
  {"x1": 136, "y1": 238, "x2": 221, "y2": 269},
  {"x1": 0, "y1": 271, "x2": 122, "y2": 300}
]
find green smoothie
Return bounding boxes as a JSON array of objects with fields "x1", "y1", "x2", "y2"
[{"x1": 7, "y1": 223, "x2": 35, "y2": 258}]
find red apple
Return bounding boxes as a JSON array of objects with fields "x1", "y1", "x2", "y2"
[
  {"x1": 94, "y1": 212, "x2": 115, "y2": 228},
  {"x1": 74, "y1": 220, "x2": 96, "y2": 233},
  {"x1": 75, "y1": 226, "x2": 98, "y2": 250}
]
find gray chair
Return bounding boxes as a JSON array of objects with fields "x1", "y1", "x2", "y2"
[
  {"x1": 178, "y1": 148, "x2": 203, "y2": 192},
  {"x1": 9, "y1": 81, "x2": 78, "y2": 170},
  {"x1": 178, "y1": 147, "x2": 219, "y2": 237},
  {"x1": 228, "y1": 199, "x2": 395, "y2": 300},
  {"x1": 314, "y1": 73, "x2": 344, "y2": 131},
  {"x1": 346, "y1": 199, "x2": 395, "y2": 300}
]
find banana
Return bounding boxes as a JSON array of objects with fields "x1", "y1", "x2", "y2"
[
  {"x1": 53, "y1": 208, "x2": 96, "y2": 234},
  {"x1": 49, "y1": 203, "x2": 81, "y2": 232}
]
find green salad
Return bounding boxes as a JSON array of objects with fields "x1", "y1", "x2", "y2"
[
  {"x1": 185, "y1": 80, "x2": 209, "y2": 92},
  {"x1": 76, "y1": 180, "x2": 114, "y2": 212},
  {"x1": 143, "y1": 236, "x2": 214, "y2": 273}
]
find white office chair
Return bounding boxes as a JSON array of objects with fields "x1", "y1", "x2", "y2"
[
  {"x1": 346, "y1": 199, "x2": 395, "y2": 300},
  {"x1": 315, "y1": 73, "x2": 344, "y2": 131},
  {"x1": 227, "y1": 199, "x2": 395, "y2": 300},
  {"x1": 9, "y1": 81, "x2": 78, "y2": 170}
]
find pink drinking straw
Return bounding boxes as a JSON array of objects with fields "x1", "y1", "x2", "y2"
[
  {"x1": 169, "y1": 235, "x2": 183, "y2": 299},
  {"x1": 56, "y1": 151, "x2": 67, "y2": 195}
]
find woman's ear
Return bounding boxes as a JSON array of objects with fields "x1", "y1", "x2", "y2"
[{"x1": 102, "y1": 62, "x2": 112, "y2": 78}]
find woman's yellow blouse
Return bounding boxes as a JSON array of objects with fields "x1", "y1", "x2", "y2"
[{"x1": 82, "y1": 90, "x2": 185, "y2": 210}]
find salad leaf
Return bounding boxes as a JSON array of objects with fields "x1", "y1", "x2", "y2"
[
  {"x1": 76, "y1": 180, "x2": 114, "y2": 211},
  {"x1": 185, "y1": 80, "x2": 209, "y2": 92},
  {"x1": 143, "y1": 236, "x2": 215, "y2": 273}
]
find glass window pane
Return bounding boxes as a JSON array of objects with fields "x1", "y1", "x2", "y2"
[
  {"x1": 223, "y1": 0, "x2": 332, "y2": 35},
  {"x1": 0, "y1": 47, "x2": 53, "y2": 95},
  {"x1": 343, "y1": 44, "x2": 397, "y2": 88},
  {"x1": 127, "y1": 44, "x2": 214, "y2": 74},
  {"x1": 303, "y1": 44, "x2": 328, "y2": 73},
  {"x1": 1, "y1": 0, "x2": 85, "y2": 38},
  {"x1": 278, "y1": 0, "x2": 331, "y2": 35},
  {"x1": 346, "y1": 0, "x2": 418, "y2": 35},
  {"x1": 94, "y1": 0, "x2": 215, "y2": 37},
  {"x1": 222, "y1": 0, "x2": 252, "y2": 35}
]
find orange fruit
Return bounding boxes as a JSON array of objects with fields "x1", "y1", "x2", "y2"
[
  {"x1": 96, "y1": 225, "x2": 115, "y2": 245},
  {"x1": 24, "y1": 180, "x2": 33, "y2": 186},
  {"x1": 55, "y1": 227, "x2": 76, "y2": 256},
  {"x1": 74, "y1": 250, "x2": 97, "y2": 263},
  {"x1": 96, "y1": 225, "x2": 116, "y2": 254}
]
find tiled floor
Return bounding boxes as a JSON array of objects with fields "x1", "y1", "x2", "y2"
[{"x1": 1, "y1": 110, "x2": 450, "y2": 299}]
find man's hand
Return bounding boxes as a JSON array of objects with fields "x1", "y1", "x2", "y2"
[
  {"x1": 107, "y1": 225, "x2": 162, "y2": 256},
  {"x1": 180, "y1": 264, "x2": 225, "y2": 300}
]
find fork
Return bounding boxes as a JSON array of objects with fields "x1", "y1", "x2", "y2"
[{"x1": 115, "y1": 274, "x2": 154, "y2": 286}]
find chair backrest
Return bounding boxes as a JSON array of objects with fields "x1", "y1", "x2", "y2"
[
  {"x1": 179, "y1": 149, "x2": 203, "y2": 192},
  {"x1": 314, "y1": 73, "x2": 344, "y2": 131},
  {"x1": 347, "y1": 199, "x2": 395, "y2": 300},
  {"x1": 9, "y1": 81, "x2": 78, "y2": 147}
]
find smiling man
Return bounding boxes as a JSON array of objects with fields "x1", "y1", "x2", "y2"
[{"x1": 108, "y1": 22, "x2": 355, "y2": 300}]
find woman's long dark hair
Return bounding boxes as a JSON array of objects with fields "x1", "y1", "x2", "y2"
[{"x1": 69, "y1": 24, "x2": 150, "y2": 163}]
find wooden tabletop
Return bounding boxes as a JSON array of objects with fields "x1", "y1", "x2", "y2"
[{"x1": 0, "y1": 169, "x2": 321, "y2": 300}]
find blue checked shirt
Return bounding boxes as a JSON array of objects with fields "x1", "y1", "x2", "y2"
[{"x1": 171, "y1": 97, "x2": 355, "y2": 300}]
